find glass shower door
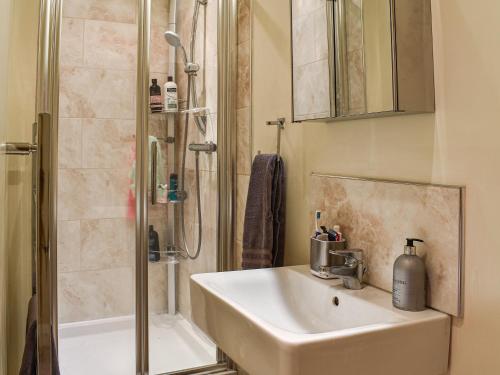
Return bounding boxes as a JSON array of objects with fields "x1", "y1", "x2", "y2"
[
  {"x1": 49, "y1": 0, "x2": 236, "y2": 372},
  {"x1": 56, "y1": 0, "x2": 139, "y2": 373},
  {"x1": 146, "y1": 0, "x2": 219, "y2": 373}
]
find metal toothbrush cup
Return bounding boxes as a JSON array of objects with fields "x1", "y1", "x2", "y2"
[{"x1": 310, "y1": 237, "x2": 347, "y2": 279}]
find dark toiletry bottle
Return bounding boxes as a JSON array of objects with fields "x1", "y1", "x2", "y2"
[
  {"x1": 149, "y1": 225, "x2": 160, "y2": 262},
  {"x1": 150, "y1": 79, "x2": 163, "y2": 113},
  {"x1": 167, "y1": 173, "x2": 178, "y2": 202}
]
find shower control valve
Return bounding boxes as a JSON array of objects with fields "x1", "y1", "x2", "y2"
[{"x1": 185, "y1": 62, "x2": 200, "y2": 74}]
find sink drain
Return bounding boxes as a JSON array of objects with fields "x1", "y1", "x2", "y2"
[{"x1": 332, "y1": 296, "x2": 340, "y2": 306}]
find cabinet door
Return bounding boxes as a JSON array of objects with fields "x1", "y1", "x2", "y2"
[
  {"x1": 291, "y1": 0, "x2": 334, "y2": 122},
  {"x1": 335, "y1": 0, "x2": 394, "y2": 117}
]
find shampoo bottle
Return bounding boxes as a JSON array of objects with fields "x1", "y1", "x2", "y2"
[
  {"x1": 392, "y1": 238, "x2": 426, "y2": 311},
  {"x1": 164, "y1": 76, "x2": 178, "y2": 112}
]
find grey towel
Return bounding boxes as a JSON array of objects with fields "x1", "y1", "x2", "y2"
[
  {"x1": 19, "y1": 295, "x2": 60, "y2": 375},
  {"x1": 242, "y1": 154, "x2": 285, "y2": 269}
]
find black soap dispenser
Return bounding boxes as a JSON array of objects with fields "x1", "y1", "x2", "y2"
[
  {"x1": 392, "y1": 238, "x2": 426, "y2": 311},
  {"x1": 148, "y1": 225, "x2": 160, "y2": 262}
]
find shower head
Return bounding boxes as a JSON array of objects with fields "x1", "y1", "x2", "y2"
[
  {"x1": 164, "y1": 31, "x2": 182, "y2": 47},
  {"x1": 164, "y1": 30, "x2": 188, "y2": 64}
]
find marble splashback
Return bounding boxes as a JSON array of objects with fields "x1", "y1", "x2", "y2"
[{"x1": 309, "y1": 174, "x2": 464, "y2": 317}]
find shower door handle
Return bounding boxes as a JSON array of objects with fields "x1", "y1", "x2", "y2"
[
  {"x1": 151, "y1": 140, "x2": 158, "y2": 205},
  {"x1": 0, "y1": 141, "x2": 38, "y2": 155}
]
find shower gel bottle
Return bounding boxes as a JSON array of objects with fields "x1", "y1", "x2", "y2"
[{"x1": 164, "y1": 76, "x2": 178, "y2": 112}]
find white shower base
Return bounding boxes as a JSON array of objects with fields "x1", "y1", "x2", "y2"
[{"x1": 59, "y1": 313, "x2": 217, "y2": 375}]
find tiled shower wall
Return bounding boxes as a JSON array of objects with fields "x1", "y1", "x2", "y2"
[
  {"x1": 235, "y1": 0, "x2": 252, "y2": 269},
  {"x1": 175, "y1": 0, "x2": 219, "y2": 319},
  {"x1": 57, "y1": 0, "x2": 171, "y2": 323}
]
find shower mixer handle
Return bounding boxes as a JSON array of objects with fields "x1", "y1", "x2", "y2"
[
  {"x1": 188, "y1": 142, "x2": 217, "y2": 154},
  {"x1": 185, "y1": 62, "x2": 200, "y2": 74}
]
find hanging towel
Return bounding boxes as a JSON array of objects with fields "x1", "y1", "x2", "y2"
[
  {"x1": 242, "y1": 154, "x2": 286, "y2": 269},
  {"x1": 127, "y1": 136, "x2": 168, "y2": 219},
  {"x1": 19, "y1": 295, "x2": 60, "y2": 375}
]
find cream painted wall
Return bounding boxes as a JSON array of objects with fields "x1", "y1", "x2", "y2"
[
  {"x1": 0, "y1": 0, "x2": 14, "y2": 371},
  {"x1": 2, "y1": 0, "x2": 40, "y2": 373},
  {"x1": 252, "y1": 0, "x2": 500, "y2": 373}
]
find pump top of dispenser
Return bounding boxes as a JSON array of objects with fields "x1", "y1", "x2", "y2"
[{"x1": 404, "y1": 238, "x2": 424, "y2": 255}]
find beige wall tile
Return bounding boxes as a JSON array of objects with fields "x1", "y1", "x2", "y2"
[
  {"x1": 58, "y1": 118, "x2": 82, "y2": 169},
  {"x1": 206, "y1": 0, "x2": 218, "y2": 64},
  {"x1": 313, "y1": 6, "x2": 328, "y2": 60},
  {"x1": 347, "y1": 49, "x2": 366, "y2": 114},
  {"x1": 58, "y1": 267, "x2": 135, "y2": 323},
  {"x1": 150, "y1": 25, "x2": 170, "y2": 74},
  {"x1": 63, "y1": 0, "x2": 137, "y2": 24},
  {"x1": 292, "y1": 13, "x2": 316, "y2": 66},
  {"x1": 199, "y1": 171, "x2": 217, "y2": 231},
  {"x1": 60, "y1": 18, "x2": 84, "y2": 67},
  {"x1": 59, "y1": 66, "x2": 136, "y2": 119},
  {"x1": 83, "y1": 20, "x2": 137, "y2": 70},
  {"x1": 237, "y1": 107, "x2": 251, "y2": 175},
  {"x1": 82, "y1": 118, "x2": 135, "y2": 169},
  {"x1": 80, "y1": 219, "x2": 132, "y2": 270},
  {"x1": 236, "y1": 175, "x2": 250, "y2": 243},
  {"x1": 58, "y1": 220, "x2": 81, "y2": 272},
  {"x1": 346, "y1": 0, "x2": 363, "y2": 52},
  {"x1": 237, "y1": 40, "x2": 251, "y2": 109},
  {"x1": 205, "y1": 66, "x2": 219, "y2": 116},
  {"x1": 238, "y1": 0, "x2": 251, "y2": 44},
  {"x1": 292, "y1": 0, "x2": 324, "y2": 18},
  {"x1": 234, "y1": 240, "x2": 243, "y2": 270},
  {"x1": 148, "y1": 262, "x2": 168, "y2": 313},
  {"x1": 178, "y1": 221, "x2": 217, "y2": 319},
  {"x1": 293, "y1": 59, "x2": 330, "y2": 118},
  {"x1": 151, "y1": 0, "x2": 170, "y2": 28},
  {"x1": 181, "y1": 169, "x2": 197, "y2": 228},
  {"x1": 58, "y1": 168, "x2": 130, "y2": 220}
]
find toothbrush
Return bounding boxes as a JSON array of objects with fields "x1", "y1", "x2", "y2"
[{"x1": 315, "y1": 210, "x2": 321, "y2": 236}]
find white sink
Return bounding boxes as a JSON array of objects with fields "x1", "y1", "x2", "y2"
[{"x1": 190, "y1": 265, "x2": 450, "y2": 375}]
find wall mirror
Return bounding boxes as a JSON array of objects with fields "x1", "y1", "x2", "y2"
[{"x1": 291, "y1": 0, "x2": 435, "y2": 122}]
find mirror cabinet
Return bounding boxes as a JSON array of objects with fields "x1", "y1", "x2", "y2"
[{"x1": 291, "y1": 0, "x2": 435, "y2": 122}]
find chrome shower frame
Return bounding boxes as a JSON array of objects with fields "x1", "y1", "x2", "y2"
[
  {"x1": 137, "y1": 0, "x2": 239, "y2": 373},
  {"x1": 32, "y1": 0, "x2": 238, "y2": 372}
]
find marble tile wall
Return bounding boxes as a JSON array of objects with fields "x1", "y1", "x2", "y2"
[
  {"x1": 234, "y1": 0, "x2": 252, "y2": 270},
  {"x1": 345, "y1": 0, "x2": 367, "y2": 115},
  {"x1": 175, "y1": 0, "x2": 219, "y2": 320},
  {"x1": 291, "y1": 0, "x2": 330, "y2": 121},
  {"x1": 309, "y1": 174, "x2": 464, "y2": 316},
  {"x1": 57, "y1": 0, "x2": 171, "y2": 323}
]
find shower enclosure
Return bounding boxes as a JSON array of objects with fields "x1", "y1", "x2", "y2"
[{"x1": 10, "y1": 0, "x2": 238, "y2": 373}]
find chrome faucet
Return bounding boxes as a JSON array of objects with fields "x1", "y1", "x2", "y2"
[{"x1": 328, "y1": 249, "x2": 366, "y2": 290}]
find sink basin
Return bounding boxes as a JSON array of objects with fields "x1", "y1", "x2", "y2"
[{"x1": 190, "y1": 265, "x2": 450, "y2": 375}]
